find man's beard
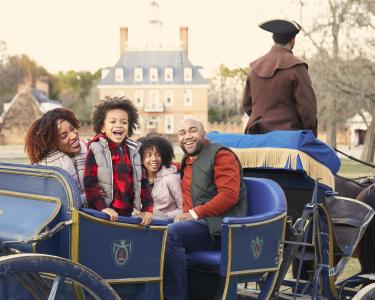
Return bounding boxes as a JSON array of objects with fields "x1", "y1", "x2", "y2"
[{"x1": 181, "y1": 139, "x2": 205, "y2": 157}]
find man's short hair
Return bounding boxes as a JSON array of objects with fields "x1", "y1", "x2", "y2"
[{"x1": 272, "y1": 33, "x2": 295, "y2": 45}]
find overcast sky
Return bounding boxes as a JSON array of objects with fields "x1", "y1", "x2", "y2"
[{"x1": 0, "y1": 0, "x2": 309, "y2": 75}]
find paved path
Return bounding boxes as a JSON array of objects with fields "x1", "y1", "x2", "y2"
[
  {"x1": 0, "y1": 144, "x2": 26, "y2": 159},
  {"x1": 336, "y1": 144, "x2": 364, "y2": 160}
]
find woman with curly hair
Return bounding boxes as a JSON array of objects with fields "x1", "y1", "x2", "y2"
[
  {"x1": 139, "y1": 135, "x2": 183, "y2": 220},
  {"x1": 24, "y1": 108, "x2": 87, "y2": 201}
]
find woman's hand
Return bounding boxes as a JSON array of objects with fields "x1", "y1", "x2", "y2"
[
  {"x1": 140, "y1": 212, "x2": 153, "y2": 226},
  {"x1": 102, "y1": 208, "x2": 118, "y2": 222}
]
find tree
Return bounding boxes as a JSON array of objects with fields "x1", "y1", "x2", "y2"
[
  {"x1": 297, "y1": 0, "x2": 375, "y2": 149},
  {"x1": 0, "y1": 40, "x2": 7, "y2": 63},
  {"x1": 0, "y1": 54, "x2": 56, "y2": 113},
  {"x1": 56, "y1": 70, "x2": 101, "y2": 122},
  {"x1": 327, "y1": 57, "x2": 375, "y2": 162},
  {"x1": 208, "y1": 65, "x2": 247, "y2": 123}
]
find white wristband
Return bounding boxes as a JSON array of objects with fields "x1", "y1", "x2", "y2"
[{"x1": 189, "y1": 209, "x2": 198, "y2": 220}]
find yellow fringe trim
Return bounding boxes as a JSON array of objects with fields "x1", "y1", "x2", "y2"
[{"x1": 232, "y1": 148, "x2": 335, "y2": 189}]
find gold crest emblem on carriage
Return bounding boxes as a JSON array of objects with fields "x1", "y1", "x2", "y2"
[
  {"x1": 251, "y1": 237, "x2": 263, "y2": 258},
  {"x1": 112, "y1": 240, "x2": 132, "y2": 266}
]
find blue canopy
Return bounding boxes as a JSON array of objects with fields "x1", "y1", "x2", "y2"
[{"x1": 207, "y1": 130, "x2": 341, "y2": 175}]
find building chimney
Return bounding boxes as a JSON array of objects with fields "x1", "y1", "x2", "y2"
[
  {"x1": 179, "y1": 27, "x2": 188, "y2": 57},
  {"x1": 120, "y1": 27, "x2": 128, "y2": 56},
  {"x1": 35, "y1": 76, "x2": 49, "y2": 97},
  {"x1": 17, "y1": 75, "x2": 32, "y2": 95}
]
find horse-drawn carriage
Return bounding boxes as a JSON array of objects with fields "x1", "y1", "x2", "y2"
[{"x1": 0, "y1": 130, "x2": 374, "y2": 299}]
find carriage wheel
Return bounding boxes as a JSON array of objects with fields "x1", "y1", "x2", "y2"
[
  {"x1": 352, "y1": 283, "x2": 375, "y2": 300},
  {"x1": 0, "y1": 253, "x2": 120, "y2": 300}
]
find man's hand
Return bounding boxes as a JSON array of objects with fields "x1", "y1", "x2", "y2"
[
  {"x1": 102, "y1": 208, "x2": 118, "y2": 222},
  {"x1": 174, "y1": 213, "x2": 193, "y2": 223},
  {"x1": 140, "y1": 212, "x2": 153, "y2": 226}
]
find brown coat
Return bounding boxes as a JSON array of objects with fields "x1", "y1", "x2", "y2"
[{"x1": 242, "y1": 45, "x2": 317, "y2": 136}]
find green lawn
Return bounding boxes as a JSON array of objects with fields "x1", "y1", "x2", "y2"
[{"x1": 337, "y1": 158, "x2": 375, "y2": 179}]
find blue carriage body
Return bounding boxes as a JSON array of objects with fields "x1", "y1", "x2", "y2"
[{"x1": 0, "y1": 162, "x2": 168, "y2": 299}]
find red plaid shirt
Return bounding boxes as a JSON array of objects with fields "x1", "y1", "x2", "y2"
[{"x1": 84, "y1": 135, "x2": 153, "y2": 216}]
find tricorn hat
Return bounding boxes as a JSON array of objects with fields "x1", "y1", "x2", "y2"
[{"x1": 259, "y1": 19, "x2": 301, "y2": 36}]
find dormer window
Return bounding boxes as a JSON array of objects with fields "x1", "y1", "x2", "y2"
[
  {"x1": 101, "y1": 69, "x2": 110, "y2": 79},
  {"x1": 150, "y1": 68, "x2": 158, "y2": 82},
  {"x1": 184, "y1": 67, "x2": 192, "y2": 81},
  {"x1": 165, "y1": 68, "x2": 173, "y2": 82},
  {"x1": 134, "y1": 68, "x2": 143, "y2": 82},
  {"x1": 115, "y1": 68, "x2": 124, "y2": 82}
]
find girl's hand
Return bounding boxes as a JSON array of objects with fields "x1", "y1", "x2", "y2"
[
  {"x1": 102, "y1": 208, "x2": 118, "y2": 222},
  {"x1": 140, "y1": 212, "x2": 153, "y2": 226},
  {"x1": 174, "y1": 212, "x2": 193, "y2": 222}
]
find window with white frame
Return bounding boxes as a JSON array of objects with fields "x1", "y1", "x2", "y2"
[
  {"x1": 165, "y1": 115, "x2": 174, "y2": 133},
  {"x1": 149, "y1": 68, "x2": 158, "y2": 82},
  {"x1": 115, "y1": 68, "x2": 124, "y2": 82},
  {"x1": 134, "y1": 117, "x2": 142, "y2": 135},
  {"x1": 147, "y1": 116, "x2": 159, "y2": 130},
  {"x1": 184, "y1": 67, "x2": 192, "y2": 81},
  {"x1": 149, "y1": 90, "x2": 159, "y2": 106},
  {"x1": 147, "y1": 120, "x2": 156, "y2": 129},
  {"x1": 164, "y1": 68, "x2": 173, "y2": 82},
  {"x1": 164, "y1": 90, "x2": 173, "y2": 107},
  {"x1": 183, "y1": 89, "x2": 193, "y2": 106},
  {"x1": 115, "y1": 90, "x2": 125, "y2": 97},
  {"x1": 134, "y1": 90, "x2": 143, "y2": 107},
  {"x1": 134, "y1": 68, "x2": 143, "y2": 82}
]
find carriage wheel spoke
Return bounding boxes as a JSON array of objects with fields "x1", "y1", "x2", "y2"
[{"x1": 48, "y1": 275, "x2": 64, "y2": 300}]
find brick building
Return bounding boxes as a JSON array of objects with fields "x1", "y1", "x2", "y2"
[{"x1": 98, "y1": 1, "x2": 209, "y2": 137}]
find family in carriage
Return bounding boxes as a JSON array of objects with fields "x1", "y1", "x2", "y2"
[
  {"x1": 22, "y1": 96, "x2": 251, "y2": 299},
  {"x1": 1, "y1": 18, "x2": 375, "y2": 300}
]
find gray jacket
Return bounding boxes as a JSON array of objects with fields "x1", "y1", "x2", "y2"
[{"x1": 88, "y1": 137, "x2": 142, "y2": 211}]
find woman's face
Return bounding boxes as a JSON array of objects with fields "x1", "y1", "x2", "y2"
[
  {"x1": 56, "y1": 119, "x2": 81, "y2": 155},
  {"x1": 143, "y1": 146, "x2": 162, "y2": 177}
]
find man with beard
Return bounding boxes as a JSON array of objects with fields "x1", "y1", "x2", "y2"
[
  {"x1": 163, "y1": 118, "x2": 248, "y2": 300},
  {"x1": 242, "y1": 19, "x2": 317, "y2": 136}
]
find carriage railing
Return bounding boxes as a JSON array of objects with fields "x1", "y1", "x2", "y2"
[
  {"x1": 1, "y1": 220, "x2": 73, "y2": 246},
  {"x1": 272, "y1": 179, "x2": 319, "y2": 298},
  {"x1": 272, "y1": 178, "x2": 375, "y2": 299}
]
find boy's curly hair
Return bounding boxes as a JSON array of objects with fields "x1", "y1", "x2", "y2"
[{"x1": 92, "y1": 96, "x2": 139, "y2": 137}]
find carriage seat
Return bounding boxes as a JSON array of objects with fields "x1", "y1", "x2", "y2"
[
  {"x1": 326, "y1": 196, "x2": 374, "y2": 257},
  {"x1": 80, "y1": 208, "x2": 169, "y2": 226},
  {"x1": 187, "y1": 177, "x2": 287, "y2": 298}
]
